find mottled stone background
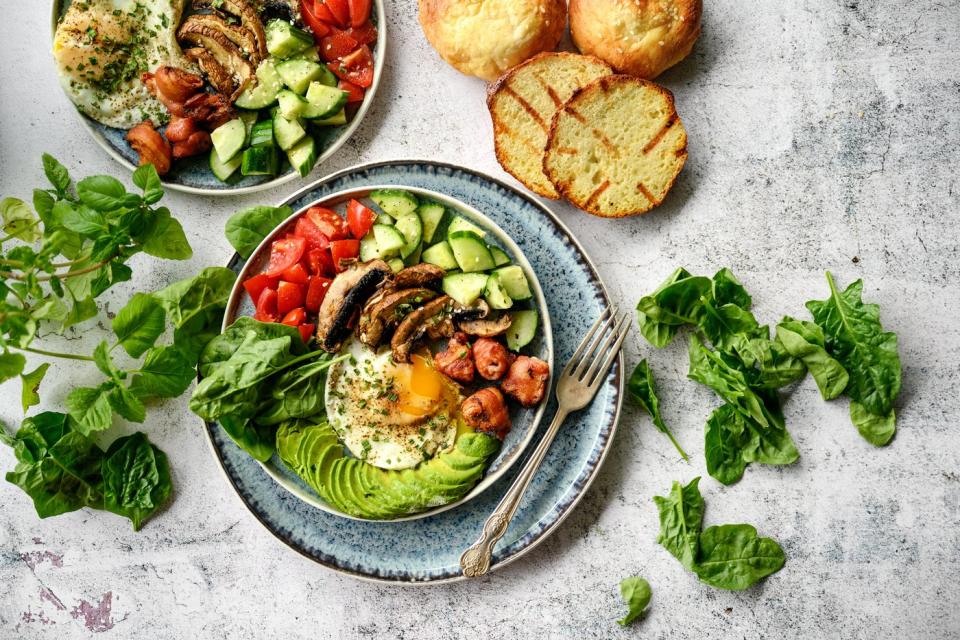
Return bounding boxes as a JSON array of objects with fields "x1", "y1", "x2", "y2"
[{"x1": 1, "y1": 1, "x2": 958, "y2": 638}]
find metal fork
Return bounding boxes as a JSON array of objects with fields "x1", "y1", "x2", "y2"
[{"x1": 460, "y1": 307, "x2": 630, "y2": 577}]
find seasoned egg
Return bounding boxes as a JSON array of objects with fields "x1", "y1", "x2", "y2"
[{"x1": 325, "y1": 340, "x2": 463, "y2": 470}]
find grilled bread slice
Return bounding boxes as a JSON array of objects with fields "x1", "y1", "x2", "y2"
[
  {"x1": 488, "y1": 53, "x2": 613, "y2": 199},
  {"x1": 543, "y1": 75, "x2": 688, "y2": 217}
]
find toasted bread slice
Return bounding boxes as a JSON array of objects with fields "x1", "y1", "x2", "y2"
[
  {"x1": 488, "y1": 52, "x2": 613, "y2": 199},
  {"x1": 543, "y1": 76, "x2": 688, "y2": 217}
]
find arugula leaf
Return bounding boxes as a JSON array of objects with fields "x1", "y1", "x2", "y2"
[
  {"x1": 224, "y1": 205, "x2": 292, "y2": 259},
  {"x1": 617, "y1": 577, "x2": 651, "y2": 626},
  {"x1": 1, "y1": 197, "x2": 41, "y2": 241},
  {"x1": 627, "y1": 359, "x2": 687, "y2": 460},
  {"x1": 652, "y1": 478, "x2": 704, "y2": 570},
  {"x1": 0, "y1": 352, "x2": 27, "y2": 383},
  {"x1": 140, "y1": 207, "x2": 192, "y2": 260},
  {"x1": 694, "y1": 524, "x2": 786, "y2": 590},
  {"x1": 129, "y1": 346, "x2": 195, "y2": 398},
  {"x1": 776, "y1": 317, "x2": 849, "y2": 399},
  {"x1": 41, "y1": 154, "x2": 72, "y2": 195},
  {"x1": 101, "y1": 433, "x2": 172, "y2": 530},
  {"x1": 20, "y1": 363, "x2": 50, "y2": 412},
  {"x1": 636, "y1": 267, "x2": 711, "y2": 348},
  {"x1": 112, "y1": 293, "x2": 165, "y2": 358},
  {"x1": 66, "y1": 384, "x2": 114, "y2": 435},
  {"x1": 850, "y1": 401, "x2": 896, "y2": 446}
]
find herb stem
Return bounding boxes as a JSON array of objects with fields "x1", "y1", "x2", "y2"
[
  {"x1": 15, "y1": 345, "x2": 95, "y2": 362},
  {"x1": 0, "y1": 258, "x2": 112, "y2": 282},
  {"x1": 666, "y1": 430, "x2": 689, "y2": 462}
]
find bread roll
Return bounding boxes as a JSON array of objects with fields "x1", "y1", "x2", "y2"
[
  {"x1": 418, "y1": 0, "x2": 567, "y2": 81},
  {"x1": 569, "y1": 0, "x2": 702, "y2": 80}
]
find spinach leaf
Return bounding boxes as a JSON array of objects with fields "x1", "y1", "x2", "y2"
[
  {"x1": 754, "y1": 337, "x2": 806, "y2": 389},
  {"x1": 153, "y1": 266, "x2": 236, "y2": 330},
  {"x1": 805, "y1": 272, "x2": 901, "y2": 417},
  {"x1": 101, "y1": 432, "x2": 172, "y2": 530},
  {"x1": 627, "y1": 359, "x2": 688, "y2": 460},
  {"x1": 652, "y1": 478, "x2": 704, "y2": 570},
  {"x1": 617, "y1": 576, "x2": 651, "y2": 626},
  {"x1": 112, "y1": 293, "x2": 166, "y2": 358},
  {"x1": 198, "y1": 316, "x2": 305, "y2": 378},
  {"x1": 711, "y1": 268, "x2": 752, "y2": 309},
  {"x1": 220, "y1": 412, "x2": 278, "y2": 462},
  {"x1": 255, "y1": 355, "x2": 342, "y2": 426},
  {"x1": 129, "y1": 346, "x2": 195, "y2": 398},
  {"x1": 704, "y1": 404, "x2": 798, "y2": 485},
  {"x1": 776, "y1": 317, "x2": 849, "y2": 399},
  {"x1": 693, "y1": 524, "x2": 786, "y2": 590},
  {"x1": 224, "y1": 205, "x2": 292, "y2": 259},
  {"x1": 636, "y1": 268, "x2": 711, "y2": 347},
  {"x1": 697, "y1": 299, "x2": 766, "y2": 364},
  {"x1": 850, "y1": 401, "x2": 896, "y2": 446}
]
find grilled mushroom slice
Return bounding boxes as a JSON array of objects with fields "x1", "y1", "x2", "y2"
[
  {"x1": 458, "y1": 313, "x2": 513, "y2": 338},
  {"x1": 185, "y1": 13, "x2": 261, "y2": 66},
  {"x1": 193, "y1": 0, "x2": 268, "y2": 60},
  {"x1": 391, "y1": 296, "x2": 456, "y2": 363},
  {"x1": 393, "y1": 263, "x2": 446, "y2": 289},
  {"x1": 357, "y1": 287, "x2": 439, "y2": 347},
  {"x1": 183, "y1": 47, "x2": 235, "y2": 97},
  {"x1": 262, "y1": 0, "x2": 301, "y2": 22},
  {"x1": 178, "y1": 20, "x2": 255, "y2": 98},
  {"x1": 316, "y1": 260, "x2": 393, "y2": 353}
]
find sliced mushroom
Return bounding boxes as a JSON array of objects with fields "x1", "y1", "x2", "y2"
[
  {"x1": 458, "y1": 313, "x2": 513, "y2": 338},
  {"x1": 391, "y1": 296, "x2": 456, "y2": 363},
  {"x1": 452, "y1": 299, "x2": 490, "y2": 323},
  {"x1": 193, "y1": 0, "x2": 268, "y2": 60},
  {"x1": 262, "y1": 0, "x2": 301, "y2": 23},
  {"x1": 393, "y1": 264, "x2": 446, "y2": 289},
  {"x1": 357, "y1": 288, "x2": 439, "y2": 348},
  {"x1": 178, "y1": 21, "x2": 255, "y2": 99},
  {"x1": 185, "y1": 14, "x2": 261, "y2": 67},
  {"x1": 183, "y1": 47, "x2": 235, "y2": 97},
  {"x1": 316, "y1": 260, "x2": 393, "y2": 353}
]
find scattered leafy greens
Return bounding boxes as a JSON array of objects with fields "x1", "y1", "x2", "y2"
[
  {"x1": 775, "y1": 317, "x2": 848, "y2": 400},
  {"x1": 224, "y1": 205, "x2": 293, "y2": 259},
  {"x1": 627, "y1": 359, "x2": 688, "y2": 460},
  {"x1": 654, "y1": 478, "x2": 786, "y2": 590},
  {"x1": 617, "y1": 576, "x2": 651, "y2": 626}
]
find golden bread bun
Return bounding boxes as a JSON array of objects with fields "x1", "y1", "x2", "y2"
[
  {"x1": 418, "y1": 0, "x2": 567, "y2": 81},
  {"x1": 488, "y1": 53, "x2": 613, "y2": 199},
  {"x1": 569, "y1": 0, "x2": 702, "y2": 79},
  {"x1": 543, "y1": 75, "x2": 687, "y2": 217}
]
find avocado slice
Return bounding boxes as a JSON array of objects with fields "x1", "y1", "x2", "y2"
[
  {"x1": 275, "y1": 420, "x2": 307, "y2": 468},
  {"x1": 309, "y1": 439, "x2": 346, "y2": 505}
]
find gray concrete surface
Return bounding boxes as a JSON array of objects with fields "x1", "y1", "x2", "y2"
[{"x1": 1, "y1": 0, "x2": 959, "y2": 638}]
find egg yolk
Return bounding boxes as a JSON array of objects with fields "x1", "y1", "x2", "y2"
[{"x1": 397, "y1": 355, "x2": 444, "y2": 416}]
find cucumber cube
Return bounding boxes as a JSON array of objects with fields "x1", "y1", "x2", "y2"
[
  {"x1": 210, "y1": 118, "x2": 246, "y2": 163},
  {"x1": 506, "y1": 310, "x2": 538, "y2": 352},
  {"x1": 493, "y1": 265, "x2": 532, "y2": 301}
]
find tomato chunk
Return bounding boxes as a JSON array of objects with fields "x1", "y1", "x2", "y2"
[
  {"x1": 282, "y1": 307, "x2": 307, "y2": 326},
  {"x1": 305, "y1": 207, "x2": 350, "y2": 240},
  {"x1": 294, "y1": 215, "x2": 331, "y2": 251},
  {"x1": 254, "y1": 287, "x2": 278, "y2": 323},
  {"x1": 346, "y1": 199, "x2": 377, "y2": 238},
  {"x1": 347, "y1": 0, "x2": 371, "y2": 28},
  {"x1": 324, "y1": 0, "x2": 350, "y2": 27},
  {"x1": 280, "y1": 262, "x2": 310, "y2": 284},
  {"x1": 319, "y1": 28, "x2": 357, "y2": 61},
  {"x1": 306, "y1": 248, "x2": 336, "y2": 277},
  {"x1": 338, "y1": 78, "x2": 365, "y2": 103},
  {"x1": 265, "y1": 237, "x2": 307, "y2": 277},
  {"x1": 243, "y1": 273, "x2": 278, "y2": 303},
  {"x1": 347, "y1": 21, "x2": 377, "y2": 46},
  {"x1": 329, "y1": 239, "x2": 360, "y2": 271},
  {"x1": 327, "y1": 45, "x2": 373, "y2": 87},
  {"x1": 300, "y1": 0, "x2": 331, "y2": 37},
  {"x1": 277, "y1": 281, "x2": 306, "y2": 315},
  {"x1": 298, "y1": 323, "x2": 316, "y2": 344},
  {"x1": 305, "y1": 276, "x2": 333, "y2": 312}
]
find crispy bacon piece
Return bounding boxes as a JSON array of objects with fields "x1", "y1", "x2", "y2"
[
  {"x1": 461, "y1": 387, "x2": 511, "y2": 439},
  {"x1": 183, "y1": 92, "x2": 236, "y2": 129},
  {"x1": 141, "y1": 72, "x2": 188, "y2": 117},
  {"x1": 164, "y1": 116, "x2": 203, "y2": 143},
  {"x1": 126, "y1": 121, "x2": 172, "y2": 176},
  {"x1": 473, "y1": 338, "x2": 513, "y2": 381},
  {"x1": 433, "y1": 332, "x2": 475, "y2": 384},
  {"x1": 501, "y1": 356, "x2": 550, "y2": 407},
  {"x1": 172, "y1": 131, "x2": 212, "y2": 159},
  {"x1": 154, "y1": 66, "x2": 204, "y2": 102}
]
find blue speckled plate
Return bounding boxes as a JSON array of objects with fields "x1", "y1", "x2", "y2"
[
  {"x1": 50, "y1": 0, "x2": 385, "y2": 196},
  {"x1": 205, "y1": 161, "x2": 623, "y2": 583}
]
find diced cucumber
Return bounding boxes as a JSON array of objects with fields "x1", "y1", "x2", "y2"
[
  {"x1": 442, "y1": 273, "x2": 489, "y2": 307},
  {"x1": 286, "y1": 135, "x2": 317, "y2": 177},
  {"x1": 292, "y1": 45, "x2": 319, "y2": 62},
  {"x1": 370, "y1": 189, "x2": 419, "y2": 218},
  {"x1": 447, "y1": 216, "x2": 486, "y2": 239},
  {"x1": 493, "y1": 265, "x2": 532, "y2": 301},
  {"x1": 277, "y1": 89, "x2": 308, "y2": 120},
  {"x1": 276, "y1": 59, "x2": 328, "y2": 94},
  {"x1": 448, "y1": 230, "x2": 496, "y2": 272},
  {"x1": 241, "y1": 146, "x2": 279, "y2": 176},
  {"x1": 416, "y1": 201, "x2": 446, "y2": 244},
  {"x1": 273, "y1": 115, "x2": 306, "y2": 151},
  {"x1": 421, "y1": 241, "x2": 458, "y2": 270},
  {"x1": 359, "y1": 231, "x2": 380, "y2": 261},
  {"x1": 490, "y1": 245, "x2": 511, "y2": 267},
  {"x1": 237, "y1": 110, "x2": 259, "y2": 145},
  {"x1": 506, "y1": 310, "x2": 538, "y2": 352},
  {"x1": 484, "y1": 273, "x2": 513, "y2": 310},
  {"x1": 209, "y1": 147, "x2": 242, "y2": 182},
  {"x1": 311, "y1": 108, "x2": 347, "y2": 126},
  {"x1": 372, "y1": 224, "x2": 405, "y2": 256},
  {"x1": 210, "y1": 118, "x2": 246, "y2": 163},
  {"x1": 235, "y1": 59, "x2": 283, "y2": 109},
  {"x1": 249, "y1": 120, "x2": 275, "y2": 147},
  {"x1": 403, "y1": 244, "x2": 423, "y2": 267},
  {"x1": 387, "y1": 258, "x2": 405, "y2": 273},
  {"x1": 394, "y1": 214, "x2": 423, "y2": 259},
  {"x1": 303, "y1": 82, "x2": 348, "y2": 119},
  {"x1": 265, "y1": 20, "x2": 314, "y2": 58},
  {"x1": 375, "y1": 212, "x2": 394, "y2": 225}
]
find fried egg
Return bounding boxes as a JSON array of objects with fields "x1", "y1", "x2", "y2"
[
  {"x1": 325, "y1": 340, "x2": 463, "y2": 470},
  {"x1": 53, "y1": 0, "x2": 191, "y2": 128}
]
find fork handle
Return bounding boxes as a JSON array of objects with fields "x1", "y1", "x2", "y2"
[{"x1": 460, "y1": 406, "x2": 571, "y2": 577}]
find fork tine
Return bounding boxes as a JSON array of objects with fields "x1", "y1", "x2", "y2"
[
  {"x1": 564, "y1": 306, "x2": 614, "y2": 376},
  {"x1": 571, "y1": 309, "x2": 618, "y2": 379},
  {"x1": 586, "y1": 314, "x2": 631, "y2": 388},
  {"x1": 581, "y1": 312, "x2": 629, "y2": 383}
]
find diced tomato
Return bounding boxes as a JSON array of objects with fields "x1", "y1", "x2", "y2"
[
  {"x1": 327, "y1": 45, "x2": 373, "y2": 88},
  {"x1": 347, "y1": 0, "x2": 371, "y2": 28},
  {"x1": 306, "y1": 248, "x2": 336, "y2": 276},
  {"x1": 313, "y1": 1, "x2": 339, "y2": 26},
  {"x1": 254, "y1": 287, "x2": 278, "y2": 323},
  {"x1": 329, "y1": 239, "x2": 360, "y2": 271},
  {"x1": 282, "y1": 307, "x2": 307, "y2": 326},
  {"x1": 277, "y1": 281, "x2": 306, "y2": 315},
  {"x1": 265, "y1": 237, "x2": 307, "y2": 277},
  {"x1": 347, "y1": 21, "x2": 377, "y2": 46},
  {"x1": 324, "y1": 0, "x2": 351, "y2": 27},
  {"x1": 294, "y1": 215, "x2": 331, "y2": 251},
  {"x1": 243, "y1": 273, "x2": 278, "y2": 303},
  {"x1": 305, "y1": 276, "x2": 333, "y2": 312},
  {"x1": 319, "y1": 28, "x2": 359, "y2": 62},
  {"x1": 280, "y1": 262, "x2": 310, "y2": 284},
  {"x1": 298, "y1": 323, "x2": 316, "y2": 344},
  {"x1": 338, "y1": 78, "x2": 365, "y2": 103},
  {"x1": 300, "y1": 0, "x2": 331, "y2": 37},
  {"x1": 305, "y1": 206, "x2": 350, "y2": 239},
  {"x1": 346, "y1": 199, "x2": 377, "y2": 238}
]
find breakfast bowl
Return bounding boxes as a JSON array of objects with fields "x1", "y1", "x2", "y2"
[
  {"x1": 50, "y1": 0, "x2": 386, "y2": 196},
  {"x1": 218, "y1": 185, "x2": 553, "y2": 521}
]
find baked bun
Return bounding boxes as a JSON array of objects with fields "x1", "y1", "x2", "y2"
[
  {"x1": 418, "y1": 0, "x2": 567, "y2": 81},
  {"x1": 543, "y1": 75, "x2": 687, "y2": 217},
  {"x1": 488, "y1": 53, "x2": 613, "y2": 198},
  {"x1": 569, "y1": 0, "x2": 702, "y2": 79}
]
